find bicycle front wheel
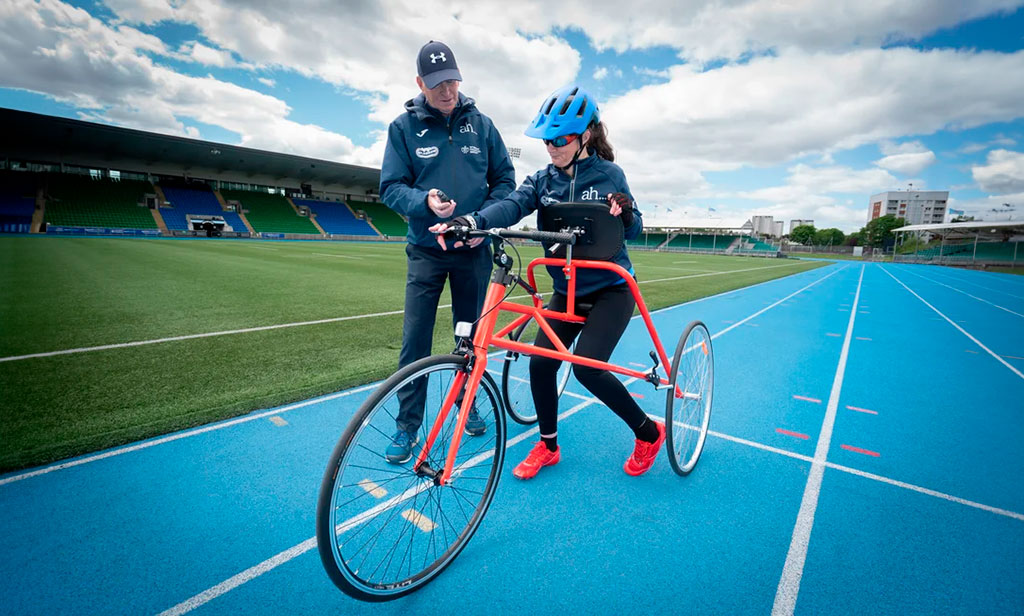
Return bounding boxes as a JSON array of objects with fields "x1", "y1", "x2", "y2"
[
  {"x1": 500, "y1": 319, "x2": 573, "y2": 425},
  {"x1": 316, "y1": 354, "x2": 506, "y2": 602},
  {"x1": 665, "y1": 321, "x2": 713, "y2": 475}
]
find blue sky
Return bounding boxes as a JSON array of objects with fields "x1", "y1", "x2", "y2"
[{"x1": 1, "y1": 0, "x2": 1023, "y2": 232}]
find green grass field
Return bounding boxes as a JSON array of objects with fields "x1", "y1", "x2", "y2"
[{"x1": 0, "y1": 237, "x2": 825, "y2": 471}]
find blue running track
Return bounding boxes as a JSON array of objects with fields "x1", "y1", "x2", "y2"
[{"x1": 1, "y1": 262, "x2": 1021, "y2": 615}]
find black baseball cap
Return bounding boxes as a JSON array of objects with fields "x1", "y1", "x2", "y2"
[{"x1": 417, "y1": 41, "x2": 462, "y2": 89}]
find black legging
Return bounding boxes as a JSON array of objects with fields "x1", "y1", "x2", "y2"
[{"x1": 529, "y1": 284, "x2": 649, "y2": 438}]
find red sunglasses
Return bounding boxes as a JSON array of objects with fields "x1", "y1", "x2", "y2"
[{"x1": 543, "y1": 134, "x2": 579, "y2": 147}]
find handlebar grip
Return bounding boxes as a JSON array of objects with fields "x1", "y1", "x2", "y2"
[{"x1": 497, "y1": 229, "x2": 577, "y2": 245}]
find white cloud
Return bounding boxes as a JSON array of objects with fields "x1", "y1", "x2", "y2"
[
  {"x1": 972, "y1": 149, "x2": 1024, "y2": 194},
  {"x1": 257, "y1": 77, "x2": 276, "y2": 88},
  {"x1": 874, "y1": 140, "x2": 937, "y2": 175},
  {"x1": 177, "y1": 41, "x2": 243, "y2": 68},
  {"x1": 959, "y1": 135, "x2": 1018, "y2": 154},
  {"x1": 593, "y1": 67, "x2": 609, "y2": 80}
]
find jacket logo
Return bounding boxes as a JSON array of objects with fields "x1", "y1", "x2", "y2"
[
  {"x1": 461, "y1": 145, "x2": 481, "y2": 155},
  {"x1": 459, "y1": 122, "x2": 476, "y2": 135},
  {"x1": 415, "y1": 146, "x2": 439, "y2": 159},
  {"x1": 430, "y1": 52, "x2": 447, "y2": 64},
  {"x1": 416, "y1": 128, "x2": 428, "y2": 137},
  {"x1": 540, "y1": 190, "x2": 559, "y2": 206},
  {"x1": 580, "y1": 187, "x2": 599, "y2": 200}
]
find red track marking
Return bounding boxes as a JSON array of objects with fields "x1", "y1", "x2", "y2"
[
  {"x1": 793, "y1": 395, "x2": 822, "y2": 403},
  {"x1": 965, "y1": 349, "x2": 979, "y2": 354},
  {"x1": 1002, "y1": 355, "x2": 1024, "y2": 360},
  {"x1": 841, "y1": 444, "x2": 880, "y2": 457},
  {"x1": 776, "y1": 428, "x2": 810, "y2": 440},
  {"x1": 855, "y1": 337, "x2": 872, "y2": 341},
  {"x1": 846, "y1": 405, "x2": 878, "y2": 415},
  {"x1": 630, "y1": 392, "x2": 644, "y2": 399},
  {"x1": 826, "y1": 333, "x2": 841, "y2": 337}
]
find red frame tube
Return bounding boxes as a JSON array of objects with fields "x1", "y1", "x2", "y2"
[{"x1": 429, "y1": 257, "x2": 678, "y2": 485}]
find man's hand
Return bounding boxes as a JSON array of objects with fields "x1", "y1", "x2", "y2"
[
  {"x1": 607, "y1": 192, "x2": 635, "y2": 227},
  {"x1": 427, "y1": 188, "x2": 456, "y2": 218},
  {"x1": 428, "y1": 215, "x2": 479, "y2": 250}
]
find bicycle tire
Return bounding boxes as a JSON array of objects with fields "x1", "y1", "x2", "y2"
[
  {"x1": 316, "y1": 354, "x2": 505, "y2": 601},
  {"x1": 664, "y1": 321, "x2": 713, "y2": 475}
]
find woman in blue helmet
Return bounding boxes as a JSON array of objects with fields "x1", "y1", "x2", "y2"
[{"x1": 430, "y1": 85, "x2": 665, "y2": 479}]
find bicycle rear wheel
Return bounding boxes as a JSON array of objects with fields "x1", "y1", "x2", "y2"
[
  {"x1": 500, "y1": 319, "x2": 573, "y2": 425},
  {"x1": 665, "y1": 321, "x2": 713, "y2": 475},
  {"x1": 316, "y1": 354, "x2": 505, "y2": 601}
]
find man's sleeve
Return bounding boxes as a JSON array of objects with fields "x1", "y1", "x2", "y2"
[
  {"x1": 476, "y1": 174, "x2": 539, "y2": 230},
  {"x1": 379, "y1": 122, "x2": 429, "y2": 218},
  {"x1": 481, "y1": 121, "x2": 517, "y2": 208}
]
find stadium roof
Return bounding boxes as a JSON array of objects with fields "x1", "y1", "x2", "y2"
[
  {"x1": 894, "y1": 220, "x2": 1024, "y2": 240},
  {"x1": 0, "y1": 107, "x2": 380, "y2": 189}
]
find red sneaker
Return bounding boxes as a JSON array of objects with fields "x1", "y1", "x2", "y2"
[
  {"x1": 513, "y1": 441, "x2": 560, "y2": 480},
  {"x1": 624, "y1": 420, "x2": 666, "y2": 476}
]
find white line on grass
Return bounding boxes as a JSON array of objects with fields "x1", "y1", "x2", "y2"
[
  {"x1": 0, "y1": 260, "x2": 820, "y2": 363},
  {"x1": 312, "y1": 252, "x2": 364, "y2": 260},
  {"x1": 895, "y1": 266, "x2": 1024, "y2": 318},
  {"x1": 881, "y1": 266, "x2": 1024, "y2": 381},
  {"x1": 1, "y1": 266, "x2": 839, "y2": 484},
  {"x1": 772, "y1": 264, "x2": 864, "y2": 616}
]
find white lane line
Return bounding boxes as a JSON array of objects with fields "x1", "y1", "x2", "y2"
[
  {"x1": 921, "y1": 266, "x2": 1024, "y2": 301},
  {"x1": 0, "y1": 384, "x2": 378, "y2": 486},
  {"x1": 896, "y1": 266, "x2": 1024, "y2": 318},
  {"x1": 773, "y1": 264, "x2": 864, "y2": 616},
  {"x1": 0, "y1": 260, "x2": 825, "y2": 364},
  {"x1": 880, "y1": 266, "x2": 1024, "y2": 381},
  {"x1": 154, "y1": 397, "x2": 599, "y2": 616},
  {"x1": 149, "y1": 266, "x2": 847, "y2": 613}
]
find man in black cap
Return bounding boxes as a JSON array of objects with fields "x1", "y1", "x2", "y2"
[{"x1": 379, "y1": 40, "x2": 516, "y2": 463}]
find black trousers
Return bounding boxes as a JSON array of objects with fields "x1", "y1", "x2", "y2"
[
  {"x1": 396, "y1": 243, "x2": 492, "y2": 432},
  {"x1": 529, "y1": 284, "x2": 648, "y2": 438}
]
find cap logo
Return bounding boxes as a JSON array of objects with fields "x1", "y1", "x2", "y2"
[{"x1": 430, "y1": 52, "x2": 447, "y2": 64}]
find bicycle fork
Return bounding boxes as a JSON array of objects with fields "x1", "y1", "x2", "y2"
[{"x1": 412, "y1": 280, "x2": 506, "y2": 486}]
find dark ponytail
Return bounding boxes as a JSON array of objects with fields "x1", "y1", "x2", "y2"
[{"x1": 586, "y1": 121, "x2": 614, "y2": 162}]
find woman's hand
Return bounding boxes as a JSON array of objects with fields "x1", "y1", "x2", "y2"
[
  {"x1": 607, "y1": 192, "x2": 635, "y2": 227},
  {"x1": 428, "y1": 216, "x2": 481, "y2": 250}
]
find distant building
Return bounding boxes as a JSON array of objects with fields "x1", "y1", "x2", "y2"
[
  {"x1": 869, "y1": 190, "x2": 948, "y2": 225},
  {"x1": 751, "y1": 215, "x2": 778, "y2": 237},
  {"x1": 789, "y1": 219, "x2": 813, "y2": 234},
  {"x1": 773, "y1": 221, "x2": 784, "y2": 238}
]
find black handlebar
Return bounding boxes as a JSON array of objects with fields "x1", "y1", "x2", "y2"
[{"x1": 441, "y1": 225, "x2": 577, "y2": 246}]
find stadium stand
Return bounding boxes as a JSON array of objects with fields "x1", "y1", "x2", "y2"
[
  {"x1": 626, "y1": 232, "x2": 669, "y2": 248},
  {"x1": 666, "y1": 233, "x2": 726, "y2": 250},
  {"x1": 159, "y1": 184, "x2": 248, "y2": 232},
  {"x1": 221, "y1": 189, "x2": 319, "y2": 235},
  {"x1": 913, "y1": 241, "x2": 1021, "y2": 262},
  {"x1": 347, "y1": 199, "x2": 408, "y2": 237},
  {"x1": 43, "y1": 174, "x2": 157, "y2": 230},
  {"x1": 293, "y1": 199, "x2": 379, "y2": 237},
  {"x1": 0, "y1": 172, "x2": 37, "y2": 233}
]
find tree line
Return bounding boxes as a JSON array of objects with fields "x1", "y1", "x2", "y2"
[{"x1": 788, "y1": 215, "x2": 906, "y2": 248}]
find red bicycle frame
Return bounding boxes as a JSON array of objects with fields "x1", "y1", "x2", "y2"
[{"x1": 414, "y1": 256, "x2": 679, "y2": 485}]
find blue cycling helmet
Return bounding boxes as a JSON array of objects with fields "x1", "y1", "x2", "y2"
[{"x1": 524, "y1": 85, "x2": 600, "y2": 139}]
